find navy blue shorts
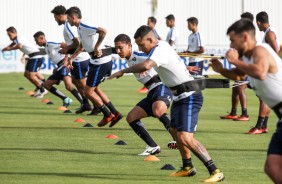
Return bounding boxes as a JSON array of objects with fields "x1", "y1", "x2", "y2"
[
  {"x1": 86, "y1": 61, "x2": 112, "y2": 87},
  {"x1": 137, "y1": 84, "x2": 173, "y2": 117},
  {"x1": 188, "y1": 60, "x2": 204, "y2": 75},
  {"x1": 48, "y1": 66, "x2": 71, "y2": 81},
  {"x1": 267, "y1": 122, "x2": 282, "y2": 155},
  {"x1": 170, "y1": 92, "x2": 203, "y2": 132},
  {"x1": 71, "y1": 59, "x2": 90, "y2": 79},
  {"x1": 25, "y1": 57, "x2": 44, "y2": 72}
]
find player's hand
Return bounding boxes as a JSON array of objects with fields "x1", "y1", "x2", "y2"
[
  {"x1": 20, "y1": 56, "x2": 27, "y2": 63},
  {"x1": 108, "y1": 71, "x2": 124, "y2": 79},
  {"x1": 94, "y1": 48, "x2": 102, "y2": 57},
  {"x1": 59, "y1": 42, "x2": 67, "y2": 54},
  {"x1": 209, "y1": 58, "x2": 223, "y2": 73},
  {"x1": 187, "y1": 66, "x2": 200, "y2": 74},
  {"x1": 226, "y1": 48, "x2": 239, "y2": 65},
  {"x1": 64, "y1": 57, "x2": 74, "y2": 70},
  {"x1": 2, "y1": 47, "x2": 8, "y2": 52}
]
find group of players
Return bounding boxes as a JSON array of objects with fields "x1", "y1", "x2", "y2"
[{"x1": 1, "y1": 5, "x2": 282, "y2": 183}]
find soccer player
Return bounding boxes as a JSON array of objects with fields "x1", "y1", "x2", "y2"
[
  {"x1": 51, "y1": 5, "x2": 93, "y2": 114},
  {"x1": 65, "y1": 6, "x2": 122, "y2": 127},
  {"x1": 110, "y1": 26, "x2": 224, "y2": 182},
  {"x1": 165, "y1": 14, "x2": 179, "y2": 50},
  {"x1": 2, "y1": 27, "x2": 47, "y2": 98},
  {"x1": 33, "y1": 31, "x2": 87, "y2": 108},
  {"x1": 244, "y1": 11, "x2": 282, "y2": 134},
  {"x1": 113, "y1": 33, "x2": 174, "y2": 155},
  {"x1": 220, "y1": 12, "x2": 253, "y2": 122},
  {"x1": 210, "y1": 18, "x2": 282, "y2": 184},
  {"x1": 186, "y1": 17, "x2": 205, "y2": 76}
]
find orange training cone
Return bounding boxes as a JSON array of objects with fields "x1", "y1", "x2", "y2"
[
  {"x1": 26, "y1": 90, "x2": 34, "y2": 95},
  {"x1": 41, "y1": 99, "x2": 50, "y2": 103},
  {"x1": 106, "y1": 134, "x2": 119, "y2": 139},
  {"x1": 74, "y1": 118, "x2": 86, "y2": 123},
  {"x1": 57, "y1": 106, "x2": 68, "y2": 111},
  {"x1": 144, "y1": 155, "x2": 160, "y2": 162}
]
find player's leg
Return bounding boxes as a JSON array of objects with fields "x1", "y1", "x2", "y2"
[
  {"x1": 220, "y1": 84, "x2": 239, "y2": 119},
  {"x1": 63, "y1": 75, "x2": 82, "y2": 106},
  {"x1": 233, "y1": 84, "x2": 249, "y2": 121}
]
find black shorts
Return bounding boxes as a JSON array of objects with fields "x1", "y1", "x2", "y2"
[
  {"x1": 71, "y1": 59, "x2": 90, "y2": 79},
  {"x1": 86, "y1": 61, "x2": 112, "y2": 87},
  {"x1": 267, "y1": 122, "x2": 282, "y2": 155},
  {"x1": 48, "y1": 66, "x2": 71, "y2": 81},
  {"x1": 25, "y1": 57, "x2": 44, "y2": 72},
  {"x1": 170, "y1": 92, "x2": 203, "y2": 133},
  {"x1": 137, "y1": 84, "x2": 173, "y2": 117}
]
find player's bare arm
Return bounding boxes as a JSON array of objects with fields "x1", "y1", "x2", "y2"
[
  {"x1": 265, "y1": 31, "x2": 279, "y2": 53},
  {"x1": 2, "y1": 43, "x2": 21, "y2": 51},
  {"x1": 94, "y1": 27, "x2": 107, "y2": 57}
]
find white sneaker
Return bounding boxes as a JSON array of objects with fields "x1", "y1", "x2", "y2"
[
  {"x1": 138, "y1": 145, "x2": 161, "y2": 156},
  {"x1": 63, "y1": 97, "x2": 73, "y2": 107},
  {"x1": 35, "y1": 89, "x2": 48, "y2": 99},
  {"x1": 32, "y1": 89, "x2": 40, "y2": 97},
  {"x1": 167, "y1": 141, "x2": 178, "y2": 149}
]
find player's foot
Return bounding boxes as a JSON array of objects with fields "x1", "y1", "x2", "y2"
[
  {"x1": 87, "y1": 107, "x2": 101, "y2": 116},
  {"x1": 167, "y1": 141, "x2": 178, "y2": 149},
  {"x1": 204, "y1": 169, "x2": 224, "y2": 183},
  {"x1": 63, "y1": 97, "x2": 73, "y2": 108},
  {"x1": 245, "y1": 127, "x2": 263, "y2": 134},
  {"x1": 220, "y1": 114, "x2": 237, "y2": 119},
  {"x1": 109, "y1": 112, "x2": 123, "y2": 127},
  {"x1": 138, "y1": 145, "x2": 161, "y2": 156},
  {"x1": 233, "y1": 115, "x2": 249, "y2": 121},
  {"x1": 169, "y1": 166, "x2": 197, "y2": 177},
  {"x1": 97, "y1": 114, "x2": 115, "y2": 127},
  {"x1": 31, "y1": 89, "x2": 40, "y2": 97},
  {"x1": 75, "y1": 103, "x2": 92, "y2": 114},
  {"x1": 34, "y1": 89, "x2": 48, "y2": 99},
  {"x1": 137, "y1": 87, "x2": 148, "y2": 94},
  {"x1": 261, "y1": 127, "x2": 268, "y2": 133}
]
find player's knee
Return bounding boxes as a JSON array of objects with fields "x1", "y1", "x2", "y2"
[
  {"x1": 126, "y1": 114, "x2": 134, "y2": 123},
  {"x1": 177, "y1": 134, "x2": 193, "y2": 147},
  {"x1": 65, "y1": 85, "x2": 73, "y2": 92},
  {"x1": 43, "y1": 82, "x2": 51, "y2": 90}
]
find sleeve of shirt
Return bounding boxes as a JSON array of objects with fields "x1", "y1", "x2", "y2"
[
  {"x1": 65, "y1": 22, "x2": 78, "y2": 40},
  {"x1": 170, "y1": 29, "x2": 178, "y2": 41},
  {"x1": 148, "y1": 46, "x2": 168, "y2": 67},
  {"x1": 197, "y1": 32, "x2": 204, "y2": 47},
  {"x1": 14, "y1": 36, "x2": 22, "y2": 45}
]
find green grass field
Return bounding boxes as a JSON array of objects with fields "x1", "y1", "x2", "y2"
[{"x1": 0, "y1": 73, "x2": 275, "y2": 184}]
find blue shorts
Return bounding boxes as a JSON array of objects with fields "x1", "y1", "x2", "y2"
[
  {"x1": 48, "y1": 66, "x2": 71, "y2": 81},
  {"x1": 267, "y1": 122, "x2": 282, "y2": 155},
  {"x1": 188, "y1": 60, "x2": 204, "y2": 75},
  {"x1": 137, "y1": 84, "x2": 173, "y2": 117},
  {"x1": 71, "y1": 59, "x2": 90, "y2": 79},
  {"x1": 86, "y1": 61, "x2": 112, "y2": 87},
  {"x1": 25, "y1": 57, "x2": 44, "y2": 72},
  {"x1": 170, "y1": 92, "x2": 203, "y2": 132}
]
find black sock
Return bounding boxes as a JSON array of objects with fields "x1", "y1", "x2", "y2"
[
  {"x1": 106, "y1": 101, "x2": 118, "y2": 115},
  {"x1": 204, "y1": 160, "x2": 217, "y2": 174},
  {"x1": 242, "y1": 108, "x2": 248, "y2": 116},
  {"x1": 255, "y1": 116, "x2": 265, "y2": 128},
  {"x1": 39, "y1": 83, "x2": 45, "y2": 93},
  {"x1": 183, "y1": 158, "x2": 193, "y2": 168},
  {"x1": 71, "y1": 89, "x2": 83, "y2": 104},
  {"x1": 49, "y1": 86, "x2": 67, "y2": 100},
  {"x1": 129, "y1": 120, "x2": 158, "y2": 147},
  {"x1": 82, "y1": 97, "x2": 89, "y2": 104},
  {"x1": 99, "y1": 104, "x2": 111, "y2": 117},
  {"x1": 262, "y1": 116, "x2": 269, "y2": 128},
  {"x1": 231, "y1": 108, "x2": 237, "y2": 115},
  {"x1": 159, "y1": 113, "x2": 175, "y2": 140}
]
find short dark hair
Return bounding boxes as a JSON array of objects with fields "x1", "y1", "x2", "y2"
[
  {"x1": 65, "y1": 6, "x2": 82, "y2": 19},
  {"x1": 33, "y1": 31, "x2": 45, "y2": 39},
  {"x1": 51, "y1": 5, "x2": 66, "y2": 15},
  {"x1": 114, "y1": 34, "x2": 131, "y2": 44},
  {"x1": 240, "y1": 12, "x2": 254, "y2": 21},
  {"x1": 187, "y1": 17, "x2": 198, "y2": 25},
  {"x1": 6, "y1": 26, "x2": 17, "y2": 33},
  {"x1": 227, "y1": 19, "x2": 256, "y2": 36},
  {"x1": 148, "y1": 16, "x2": 157, "y2": 24},
  {"x1": 134, "y1": 25, "x2": 152, "y2": 39},
  {"x1": 256, "y1": 11, "x2": 269, "y2": 23},
  {"x1": 165, "y1": 14, "x2": 175, "y2": 20}
]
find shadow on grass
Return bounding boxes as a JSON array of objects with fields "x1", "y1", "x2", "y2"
[{"x1": 0, "y1": 171, "x2": 165, "y2": 180}]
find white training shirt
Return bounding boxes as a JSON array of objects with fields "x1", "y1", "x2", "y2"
[
  {"x1": 77, "y1": 20, "x2": 112, "y2": 65},
  {"x1": 128, "y1": 50, "x2": 161, "y2": 91},
  {"x1": 45, "y1": 42, "x2": 65, "y2": 65},
  {"x1": 166, "y1": 27, "x2": 179, "y2": 50},
  {"x1": 242, "y1": 43, "x2": 282, "y2": 108},
  {"x1": 262, "y1": 27, "x2": 280, "y2": 51},
  {"x1": 187, "y1": 31, "x2": 204, "y2": 63},
  {"x1": 13, "y1": 36, "x2": 43, "y2": 59},
  {"x1": 148, "y1": 41, "x2": 194, "y2": 88},
  {"x1": 63, "y1": 21, "x2": 90, "y2": 62}
]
